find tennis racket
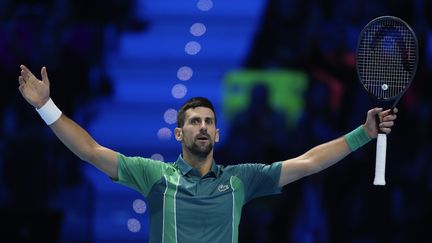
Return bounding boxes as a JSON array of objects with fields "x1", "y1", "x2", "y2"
[{"x1": 356, "y1": 16, "x2": 418, "y2": 186}]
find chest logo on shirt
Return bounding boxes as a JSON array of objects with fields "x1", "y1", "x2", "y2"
[{"x1": 218, "y1": 184, "x2": 230, "y2": 192}]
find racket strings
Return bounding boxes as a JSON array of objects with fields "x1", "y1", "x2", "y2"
[{"x1": 357, "y1": 19, "x2": 417, "y2": 100}]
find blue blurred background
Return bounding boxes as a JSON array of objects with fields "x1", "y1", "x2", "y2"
[{"x1": 1, "y1": 0, "x2": 432, "y2": 242}]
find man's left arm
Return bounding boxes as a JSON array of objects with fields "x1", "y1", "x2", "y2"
[{"x1": 278, "y1": 107, "x2": 397, "y2": 187}]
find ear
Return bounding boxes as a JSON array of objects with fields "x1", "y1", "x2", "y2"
[
  {"x1": 174, "y1": 127, "x2": 182, "y2": 141},
  {"x1": 215, "y1": 128, "x2": 220, "y2": 143}
]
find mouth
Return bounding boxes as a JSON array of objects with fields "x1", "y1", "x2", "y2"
[{"x1": 196, "y1": 135, "x2": 210, "y2": 141}]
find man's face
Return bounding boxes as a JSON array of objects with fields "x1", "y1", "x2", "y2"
[{"x1": 175, "y1": 107, "x2": 219, "y2": 158}]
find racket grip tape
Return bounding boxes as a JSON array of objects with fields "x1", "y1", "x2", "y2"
[{"x1": 374, "y1": 133, "x2": 387, "y2": 186}]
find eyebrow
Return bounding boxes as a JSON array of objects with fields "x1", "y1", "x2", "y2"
[{"x1": 188, "y1": 116, "x2": 215, "y2": 121}]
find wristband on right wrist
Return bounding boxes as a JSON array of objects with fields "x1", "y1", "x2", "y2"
[
  {"x1": 344, "y1": 125, "x2": 372, "y2": 151},
  {"x1": 36, "y1": 98, "x2": 62, "y2": 125}
]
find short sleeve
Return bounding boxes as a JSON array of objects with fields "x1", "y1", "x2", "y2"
[
  {"x1": 234, "y1": 162, "x2": 282, "y2": 203},
  {"x1": 114, "y1": 153, "x2": 167, "y2": 197}
]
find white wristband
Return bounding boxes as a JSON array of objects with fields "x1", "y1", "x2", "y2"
[{"x1": 36, "y1": 98, "x2": 62, "y2": 125}]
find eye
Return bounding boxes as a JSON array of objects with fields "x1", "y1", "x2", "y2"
[
  {"x1": 205, "y1": 118, "x2": 214, "y2": 125},
  {"x1": 190, "y1": 118, "x2": 200, "y2": 125}
]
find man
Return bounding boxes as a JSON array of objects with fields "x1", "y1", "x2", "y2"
[{"x1": 18, "y1": 65, "x2": 397, "y2": 243}]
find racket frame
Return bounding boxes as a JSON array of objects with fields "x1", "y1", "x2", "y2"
[{"x1": 355, "y1": 16, "x2": 418, "y2": 185}]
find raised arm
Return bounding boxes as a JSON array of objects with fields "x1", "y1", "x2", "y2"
[
  {"x1": 18, "y1": 65, "x2": 118, "y2": 179},
  {"x1": 278, "y1": 107, "x2": 397, "y2": 187}
]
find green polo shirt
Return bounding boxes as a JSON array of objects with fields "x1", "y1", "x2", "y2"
[{"x1": 115, "y1": 153, "x2": 282, "y2": 243}]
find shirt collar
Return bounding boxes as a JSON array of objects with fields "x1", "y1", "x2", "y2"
[{"x1": 176, "y1": 155, "x2": 219, "y2": 178}]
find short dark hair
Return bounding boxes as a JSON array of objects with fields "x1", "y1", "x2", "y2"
[{"x1": 177, "y1": 97, "x2": 216, "y2": 128}]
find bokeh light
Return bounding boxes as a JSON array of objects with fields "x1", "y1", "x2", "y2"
[
  {"x1": 164, "y1": 108, "x2": 177, "y2": 124},
  {"x1": 190, "y1": 23, "x2": 206, "y2": 37},
  {"x1": 197, "y1": 0, "x2": 213, "y2": 11},
  {"x1": 185, "y1": 41, "x2": 201, "y2": 55},
  {"x1": 157, "y1": 127, "x2": 172, "y2": 140},
  {"x1": 171, "y1": 84, "x2": 187, "y2": 99},
  {"x1": 132, "y1": 199, "x2": 147, "y2": 214},
  {"x1": 177, "y1": 66, "x2": 193, "y2": 81},
  {"x1": 150, "y1": 153, "x2": 165, "y2": 161},
  {"x1": 127, "y1": 218, "x2": 141, "y2": 233}
]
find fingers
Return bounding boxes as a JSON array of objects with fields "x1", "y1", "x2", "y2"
[
  {"x1": 368, "y1": 107, "x2": 383, "y2": 117},
  {"x1": 18, "y1": 76, "x2": 24, "y2": 85},
  {"x1": 20, "y1": 64, "x2": 34, "y2": 81},
  {"x1": 378, "y1": 107, "x2": 398, "y2": 134},
  {"x1": 379, "y1": 120, "x2": 394, "y2": 134},
  {"x1": 41, "y1": 66, "x2": 49, "y2": 85},
  {"x1": 371, "y1": 107, "x2": 383, "y2": 114},
  {"x1": 382, "y1": 113, "x2": 397, "y2": 122},
  {"x1": 380, "y1": 107, "x2": 398, "y2": 122},
  {"x1": 18, "y1": 76, "x2": 25, "y2": 94},
  {"x1": 20, "y1": 64, "x2": 33, "y2": 74},
  {"x1": 379, "y1": 120, "x2": 394, "y2": 128},
  {"x1": 381, "y1": 107, "x2": 398, "y2": 117},
  {"x1": 380, "y1": 127, "x2": 392, "y2": 134},
  {"x1": 371, "y1": 107, "x2": 398, "y2": 122},
  {"x1": 20, "y1": 70, "x2": 28, "y2": 82}
]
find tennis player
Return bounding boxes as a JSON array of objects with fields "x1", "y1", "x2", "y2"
[{"x1": 18, "y1": 65, "x2": 397, "y2": 243}]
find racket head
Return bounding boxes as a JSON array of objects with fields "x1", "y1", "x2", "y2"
[{"x1": 356, "y1": 16, "x2": 418, "y2": 102}]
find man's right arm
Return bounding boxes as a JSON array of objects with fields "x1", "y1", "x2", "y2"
[
  {"x1": 18, "y1": 64, "x2": 118, "y2": 179},
  {"x1": 50, "y1": 114, "x2": 118, "y2": 179}
]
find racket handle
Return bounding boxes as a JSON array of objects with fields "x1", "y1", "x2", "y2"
[{"x1": 373, "y1": 133, "x2": 387, "y2": 186}]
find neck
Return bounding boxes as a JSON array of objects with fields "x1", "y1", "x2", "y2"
[{"x1": 182, "y1": 150, "x2": 213, "y2": 177}]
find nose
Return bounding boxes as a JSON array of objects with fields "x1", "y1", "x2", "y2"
[{"x1": 200, "y1": 121, "x2": 207, "y2": 131}]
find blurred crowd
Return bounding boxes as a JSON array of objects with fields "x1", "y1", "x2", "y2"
[
  {"x1": 219, "y1": 0, "x2": 432, "y2": 242},
  {"x1": 1, "y1": 0, "x2": 431, "y2": 242},
  {"x1": 0, "y1": 0, "x2": 145, "y2": 241}
]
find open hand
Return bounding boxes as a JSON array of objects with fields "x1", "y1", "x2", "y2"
[{"x1": 18, "y1": 65, "x2": 50, "y2": 108}]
